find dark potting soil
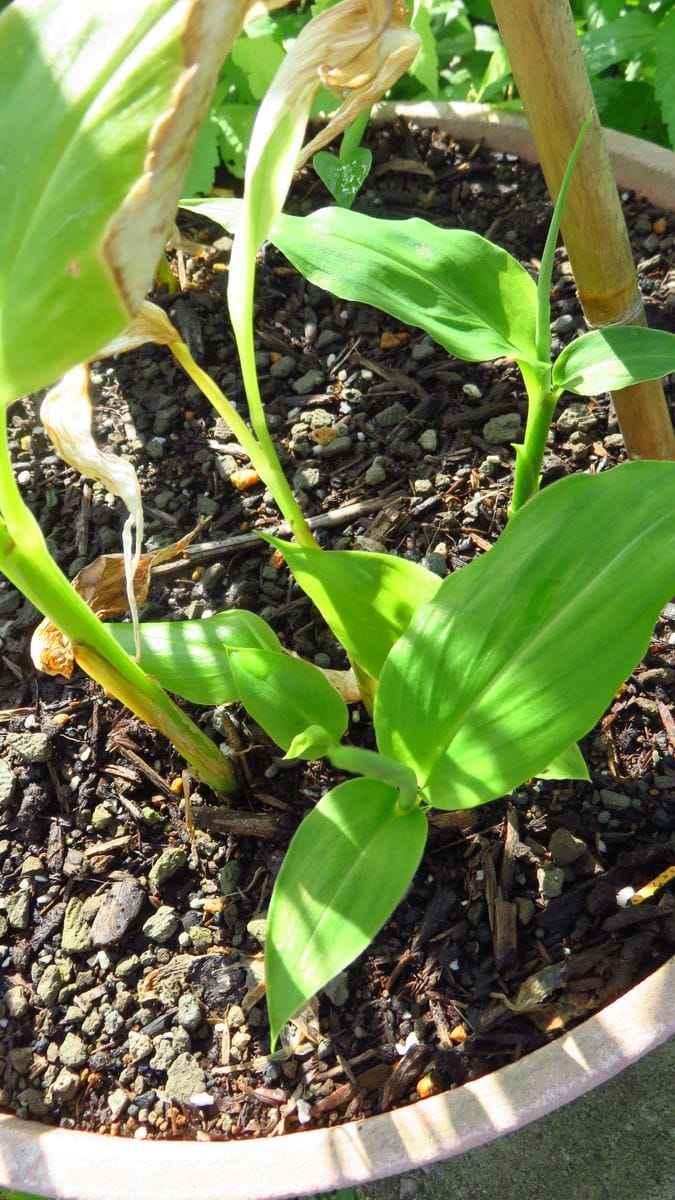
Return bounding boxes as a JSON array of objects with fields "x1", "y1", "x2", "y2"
[{"x1": 0, "y1": 119, "x2": 673, "y2": 1142}]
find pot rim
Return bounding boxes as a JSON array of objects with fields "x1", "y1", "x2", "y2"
[
  {"x1": 2, "y1": 958, "x2": 673, "y2": 1200},
  {"x1": 371, "y1": 100, "x2": 675, "y2": 210},
  {"x1": 2, "y1": 100, "x2": 674, "y2": 1200}
]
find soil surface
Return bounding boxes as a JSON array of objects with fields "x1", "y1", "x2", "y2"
[{"x1": 1, "y1": 119, "x2": 674, "y2": 1144}]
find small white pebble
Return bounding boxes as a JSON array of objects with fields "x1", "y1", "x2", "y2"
[
  {"x1": 616, "y1": 886, "x2": 635, "y2": 908},
  {"x1": 133, "y1": 1127, "x2": 148, "y2": 1140},
  {"x1": 188, "y1": 1092, "x2": 215, "y2": 1108},
  {"x1": 395, "y1": 1031, "x2": 420, "y2": 1056},
  {"x1": 296, "y1": 1099, "x2": 312, "y2": 1125},
  {"x1": 462, "y1": 383, "x2": 482, "y2": 399}
]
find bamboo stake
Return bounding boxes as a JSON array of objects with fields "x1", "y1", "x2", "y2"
[{"x1": 490, "y1": 0, "x2": 675, "y2": 461}]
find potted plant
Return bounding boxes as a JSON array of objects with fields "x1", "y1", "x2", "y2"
[{"x1": 1, "y1": 2, "x2": 673, "y2": 1197}]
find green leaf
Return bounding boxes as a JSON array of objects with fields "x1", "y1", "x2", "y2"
[
  {"x1": 409, "y1": 0, "x2": 440, "y2": 97},
  {"x1": 270, "y1": 207, "x2": 541, "y2": 365},
  {"x1": 266, "y1": 778, "x2": 427, "y2": 1044},
  {"x1": 183, "y1": 110, "x2": 222, "y2": 197},
  {"x1": 328, "y1": 744, "x2": 419, "y2": 811},
  {"x1": 0, "y1": 0, "x2": 240, "y2": 404},
  {"x1": 180, "y1": 196, "x2": 244, "y2": 234},
  {"x1": 375, "y1": 462, "x2": 675, "y2": 810},
  {"x1": 231, "y1": 33, "x2": 284, "y2": 100},
  {"x1": 263, "y1": 538, "x2": 441, "y2": 680},
  {"x1": 475, "y1": 45, "x2": 512, "y2": 103},
  {"x1": 536, "y1": 113, "x2": 592, "y2": 364},
  {"x1": 553, "y1": 327, "x2": 675, "y2": 396},
  {"x1": 228, "y1": 648, "x2": 348, "y2": 753},
  {"x1": 213, "y1": 104, "x2": 257, "y2": 180},
  {"x1": 655, "y1": 9, "x2": 675, "y2": 147},
  {"x1": 580, "y1": 11, "x2": 655, "y2": 76},
  {"x1": 109, "y1": 609, "x2": 281, "y2": 705},
  {"x1": 313, "y1": 148, "x2": 372, "y2": 209},
  {"x1": 286, "y1": 724, "x2": 337, "y2": 761},
  {"x1": 592, "y1": 77, "x2": 666, "y2": 145},
  {"x1": 537, "y1": 742, "x2": 590, "y2": 783}
]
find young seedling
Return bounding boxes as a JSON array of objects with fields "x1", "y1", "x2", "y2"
[
  {"x1": 178, "y1": 71, "x2": 675, "y2": 1038},
  {"x1": 313, "y1": 110, "x2": 373, "y2": 209},
  {"x1": 6, "y1": 1, "x2": 673, "y2": 1049}
]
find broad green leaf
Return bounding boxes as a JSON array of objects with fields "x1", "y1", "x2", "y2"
[
  {"x1": 580, "y1": 11, "x2": 655, "y2": 76},
  {"x1": 553, "y1": 327, "x2": 675, "y2": 396},
  {"x1": 313, "y1": 148, "x2": 372, "y2": 209},
  {"x1": 213, "y1": 104, "x2": 257, "y2": 180},
  {"x1": 263, "y1": 538, "x2": 441, "y2": 679},
  {"x1": 231, "y1": 33, "x2": 284, "y2": 100},
  {"x1": 409, "y1": 0, "x2": 440, "y2": 96},
  {"x1": 269, "y1": 207, "x2": 541, "y2": 365},
  {"x1": 109, "y1": 609, "x2": 281, "y2": 704},
  {"x1": 183, "y1": 111, "x2": 222, "y2": 197},
  {"x1": 537, "y1": 742, "x2": 590, "y2": 783},
  {"x1": 591, "y1": 77, "x2": 666, "y2": 145},
  {"x1": 655, "y1": 8, "x2": 675, "y2": 147},
  {"x1": 375, "y1": 462, "x2": 675, "y2": 810},
  {"x1": 0, "y1": 0, "x2": 248, "y2": 404},
  {"x1": 266, "y1": 778, "x2": 427, "y2": 1043},
  {"x1": 180, "y1": 196, "x2": 244, "y2": 234},
  {"x1": 228, "y1": 648, "x2": 348, "y2": 753}
]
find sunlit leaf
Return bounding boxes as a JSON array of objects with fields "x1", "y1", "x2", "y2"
[
  {"x1": 0, "y1": 0, "x2": 252, "y2": 404},
  {"x1": 228, "y1": 647, "x2": 348, "y2": 752},
  {"x1": 266, "y1": 777, "x2": 427, "y2": 1043},
  {"x1": 263, "y1": 537, "x2": 441, "y2": 679},
  {"x1": 536, "y1": 742, "x2": 590, "y2": 783},
  {"x1": 110, "y1": 610, "x2": 281, "y2": 704},
  {"x1": 553, "y1": 327, "x2": 675, "y2": 396},
  {"x1": 376, "y1": 462, "x2": 675, "y2": 809},
  {"x1": 269, "y1": 206, "x2": 541, "y2": 364}
]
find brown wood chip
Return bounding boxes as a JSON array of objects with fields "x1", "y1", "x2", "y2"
[
  {"x1": 380, "y1": 1045, "x2": 432, "y2": 1110},
  {"x1": 309, "y1": 1063, "x2": 391, "y2": 1118},
  {"x1": 191, "y1": 807, "x2": 288, "y2": 839}
]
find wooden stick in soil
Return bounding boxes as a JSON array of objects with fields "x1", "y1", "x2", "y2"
[{"x1": 490, "y1": 0, "x2": 675, "y2": 462}]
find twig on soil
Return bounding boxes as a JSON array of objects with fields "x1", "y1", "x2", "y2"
[
  {"x1": 152, "y1": 496, "x2": 406, "y2": 574},
  {"x1": 191, "y1": 807, "x2": 288, "y2": 839}
]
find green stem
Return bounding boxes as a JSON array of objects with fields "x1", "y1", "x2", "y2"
[
  {"x1": 535, "y1": 111, "x2": 593, "y2": 364},
  {"x1": 171, "y1": 341, "x2": 316, "y2": 550},
  {"x1": 0, "y1": 408, "x2": 235, "y2": 794},
  {"x1": 510, "y1": 362, "x2": 557, "y2": 516}
]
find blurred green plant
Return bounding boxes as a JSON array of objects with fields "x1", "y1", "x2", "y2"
[{"x1": 185, "y1": 0, "x2": 674, "y2": 199}]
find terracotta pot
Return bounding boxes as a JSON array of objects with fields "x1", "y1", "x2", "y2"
[
  {"x1": 2, "y1": 960, "x2": 673, "y2": 1200},
  {"x1": 2, "y1": 103, "x2": 674, "y2": 1200}
]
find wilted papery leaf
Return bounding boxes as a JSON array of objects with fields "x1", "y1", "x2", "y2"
[
  {"x1": 236, "y1": 0, "x2": 418, "y2": 260},
  {"x1": 94, "y1": 300, "x2": 180, "y2": 358},
  {"x1": 249, "y1": 0, "x2": 418, "y2": 172},
  {"x1": 31, "y1": 520, "x2": 207, "y2": 677},
  {"x1": 315, "y1": 666, "x2": 360, "y2": 703},
  {"x1": 40, "y1": 364, "x2": 144, "y2": 656},
  {"x1": 297, "y1": 1, "x2": 420, "y2": 166}
]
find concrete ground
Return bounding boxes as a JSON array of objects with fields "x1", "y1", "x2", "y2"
[{"x1": 362, "y1": 1037, "x2": 674, "y2": 1200}]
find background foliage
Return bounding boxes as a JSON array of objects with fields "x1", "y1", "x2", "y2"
[{"x1": 185, "y1": 0, "x2": 675, "y2": 194}]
